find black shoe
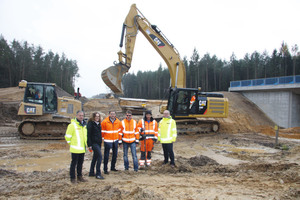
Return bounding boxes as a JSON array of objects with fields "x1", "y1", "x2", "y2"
[
  {"x1": 89, "y1": 173, "x2": 95, "y2": 177},
  {"x1": 71, "y1": 178, "x2": 76, "y2": 184},
  {"x1": 104, "y1": 171, "x2": 109, "y2": 174},
  {"x1": 170, "y1": 164, "x2": 175, "y2": 168},
  {"x1": 111, "y1": 168, "x2": 118, "y2": 172},
  {"x1": 125, "y1": 168, "x2": 129, "y2": 171},
  {"x1": 134, "y1": 169, "x2": 138, "y2": 172},
  {"x1": 77, "y1": 176, "x2": 87, "y2": 182},
  {"x1": 96, "y1": 175, "x2": 104, "y2": 179}
]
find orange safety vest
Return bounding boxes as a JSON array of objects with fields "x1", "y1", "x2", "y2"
[
  {"x1": 137, "y1": 119, "x2": 158, "y2": 152},
  {"x1": 101, "y1": 117, "x2": 121, "y2": 143},
  {"x1": 120, "y1": 119, "x2": 139, "y2": 143},
  {"x1": 190, "y1": 95, "x2": 196, "y2": 109}
]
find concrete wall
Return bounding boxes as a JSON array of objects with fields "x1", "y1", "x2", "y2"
[
  {"x1": 291, "y1": 93, "x2": 300, "y2": 128},
  {"x1": 242, "y1": 91, "x2": 300, "y2": 128}
]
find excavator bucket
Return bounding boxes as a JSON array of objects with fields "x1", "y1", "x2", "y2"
[{"x1": 101, "y1": 63, "x2": 128, "y2": 94}]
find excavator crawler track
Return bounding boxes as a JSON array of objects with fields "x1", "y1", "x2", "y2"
[
  {"x1": 175, "y1": 119, "x2": 220, "y2": 134},
  {"x1": 18, "y1": 118, "x2": 70, "y2": 140},
  {"x1": 154, "y1": 118, "x2": 220, "y2": 134}
]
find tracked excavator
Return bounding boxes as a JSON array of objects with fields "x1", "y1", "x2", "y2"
[
  {"x1": 17, "y1": 81, "x2": 82, "y2": 139},
  {"x1": 102, "y1": 4, "x2": 228, "y2": 133}
]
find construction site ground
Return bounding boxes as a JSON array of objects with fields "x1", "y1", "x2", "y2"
[{"x1": 0, "y1": 87, "x2": 299, "y2": 199}]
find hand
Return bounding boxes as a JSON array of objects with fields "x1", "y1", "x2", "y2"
[
  {"x1": 139, "y1": 134, "x2": 146, "y2": 141},
  {"x1": 135, "y1": 141, "x2": 139, "y2": 146},
  {"x1": 88, "y1": 147, "x2": 93, "y2": 152},
  {"x1": 140, "y1": 128, "x2": 144, "y2": 133}
]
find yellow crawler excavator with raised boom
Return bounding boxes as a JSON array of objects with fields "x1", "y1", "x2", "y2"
[
  {"x1": 17, "y1": 81, "x2": 82, "y2": 139},
  {"x1": 102, "y1": 4, "x2": 228, "y2": 133}
]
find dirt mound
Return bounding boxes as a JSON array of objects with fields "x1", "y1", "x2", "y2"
[
  {"x1": 217, "y1": 92, "x2": 275, "y2": 134},
  {"x1": 189, "y1": 155, "x2": 219, "y2": 166}
]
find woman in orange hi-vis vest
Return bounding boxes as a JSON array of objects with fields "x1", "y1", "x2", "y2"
[{"x1": 137, "y1": 110, "x2": 158, "y2": 167}]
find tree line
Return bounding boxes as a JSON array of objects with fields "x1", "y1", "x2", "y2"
[
  {"x1": 122, "y1": 42, "x2": 300, "y2": 99},
  {"x1": 0, "y1": 35, "x2": 79, "y2": 94}
]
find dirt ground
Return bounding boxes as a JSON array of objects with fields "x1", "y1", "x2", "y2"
[{"x1": 0, "y1": 87, "x2": 300, "y2": 199}]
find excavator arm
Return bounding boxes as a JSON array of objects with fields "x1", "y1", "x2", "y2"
[{"x1": 101, "y1": 4, "x2": 186, "y2": 94}]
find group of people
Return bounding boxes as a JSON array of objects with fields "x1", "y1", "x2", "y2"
[{"x1": 65, "y1": 109, "x2": 177, "y2": 183}]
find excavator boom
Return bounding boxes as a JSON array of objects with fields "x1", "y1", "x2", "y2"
[{"x1": 101, "y1": 4, "x2": 186, "y2": 94}]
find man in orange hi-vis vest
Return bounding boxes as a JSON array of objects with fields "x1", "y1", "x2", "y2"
[
  {"x1": 101, "y1": 111, "x2": 122, "y2": 174},
  {"x1": 137, "y1": 110, "x2": 158, "y2": 168},
  {"x1": 119, "y1": 110, "x2": 139, "y2": 172}
]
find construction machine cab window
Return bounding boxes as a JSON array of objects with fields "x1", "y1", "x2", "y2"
[
  {"x1": 25, "y1": 84, "x2": 44, "y2": 104},
  {"x1": 24, "y1": 83, "x2": 57, "y2": 113}
]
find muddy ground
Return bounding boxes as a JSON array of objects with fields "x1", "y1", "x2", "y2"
[
  {"x1": 0, "y1": 87, "x2": 300, "y2": 199},
  {"x1": 0, "y1": 122, "x2": 299, "y2": 200}
]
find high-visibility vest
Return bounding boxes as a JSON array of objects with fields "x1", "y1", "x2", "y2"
[
  {"x1": 101, "y1": 117, "x2": 121, "y2": 143},
  {"x1": 137, "y1": 119, "x2": 158, "y2": 139},
  {"x1": 190, "y1": 95, "x2": 196, "y2": 109},
  {"x1": 65, "y1": 119, "x2": 87, "y2": 153},
  {"x1": 120, "y1": 119, "x2": 139, "y2": 143},
  {"x1": 158, "y1": 117, "x2": 177, "y2": 143}
]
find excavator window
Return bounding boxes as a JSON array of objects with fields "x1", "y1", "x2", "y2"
[
  {"x1": 24, "y1": 84, "x2": 44, "y2": 104},
  {"x1": 176, "y1": 91, "x2": 189, "y2": 114},
  {"x1": 44, "y1": 86, "x2": 57, "y2": 113}
]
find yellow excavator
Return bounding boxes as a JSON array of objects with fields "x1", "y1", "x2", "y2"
[
  {"x1": 102, "y1": 4, "x2": 228, "y2": 133},
  {"x1": 17, "y1": 81, "x2": 82, "y2": 139}
]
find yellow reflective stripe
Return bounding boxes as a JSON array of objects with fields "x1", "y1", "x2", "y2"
[
  {"x1": 160, "y1": 137, "x2": 172, "y2": 141},
  {"x1": 73, "y1": 122, "x2": 81, "y2": 149},
  {"x1": 70, "y1": 145, "x2": 84, "y2": 150}
]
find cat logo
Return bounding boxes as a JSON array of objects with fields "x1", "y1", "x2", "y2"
[
  {"x1": 24, "y1": 105, "x2": 36, "y2": 114},
  {"x1": 149, "y1": 34, "x2": 165, "y2": 48}
]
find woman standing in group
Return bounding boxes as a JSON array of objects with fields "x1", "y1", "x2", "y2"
[{"x1": 87, "y1": 112, "x2": 104, "y2": 179}]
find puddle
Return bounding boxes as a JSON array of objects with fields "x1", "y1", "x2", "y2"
[{"x1": 0, "y1": 151, "x2": 70, "y2": 172}]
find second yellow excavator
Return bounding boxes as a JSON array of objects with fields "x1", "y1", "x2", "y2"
[{"x1": 102, "y1": 4, "x2": 228, "y2": 133}]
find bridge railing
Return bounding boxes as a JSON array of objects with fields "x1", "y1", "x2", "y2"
[{"x1": 230, "y1": 75, "x2": 300, "y2": 87}]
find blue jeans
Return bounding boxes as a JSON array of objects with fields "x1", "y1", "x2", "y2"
[
  {"x1": 90, "y1": 143, "x2": 102, "y2": 176},
  {"x1": 123, "y1": 142, "x2": 138, "y2": 171},
  {"x1": 103, "y1": 141, "x2": 118, "y2": 172}
]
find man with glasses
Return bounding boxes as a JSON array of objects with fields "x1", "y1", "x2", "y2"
[
  {"x1": 158, "y1": 110, "x2": 177, "y2": 167},
  {"x1": 119, "y1": 110, "x2": 139, "y2": 172}
]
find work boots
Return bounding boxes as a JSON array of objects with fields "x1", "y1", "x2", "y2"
[
  {"x1": 77, "y1": 176, "x2": 87, "y2": 182},
  {"x1": 70, "y1": 178, "x2": 76, "y2": 184}
]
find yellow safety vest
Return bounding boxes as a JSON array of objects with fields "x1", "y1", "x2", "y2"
[
  {"x1": 65, "y1": 118, "x2": 87, "y2": 153},
  {"x1": 158, "y1": 117, "x2": 177, "y2": 143}
]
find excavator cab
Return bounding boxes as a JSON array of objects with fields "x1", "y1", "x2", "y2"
[
  {"x1": 167, "y1": 88, "x2": 228, "y2": 119},
  {"x1": 21, "y1": 83, "x2": 58, "y2": 115}
]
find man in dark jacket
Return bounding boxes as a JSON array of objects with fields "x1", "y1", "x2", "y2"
[{"x1": 87, "y1": 112, "x2": 104, "y2": 179}]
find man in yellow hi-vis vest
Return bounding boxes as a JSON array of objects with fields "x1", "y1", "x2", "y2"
[
  {"x1": 65, "y1": 110, "x2": 88, "y2": 184},
  {"x1": 158, "y1": 110, "x2": 177, "y2": 167}
]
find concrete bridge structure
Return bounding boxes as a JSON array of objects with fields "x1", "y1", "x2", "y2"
[{"x1": 229, "y1": 75, "x2": 300, "y2": 128}]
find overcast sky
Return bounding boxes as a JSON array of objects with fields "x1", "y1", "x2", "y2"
[{"x1": 1, "y1": 0, "x2": 299, "y2": 97}]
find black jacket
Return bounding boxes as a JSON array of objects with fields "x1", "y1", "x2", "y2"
[{"x1": 87, "y1": 121, "x2": 102, "y2": 147}]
